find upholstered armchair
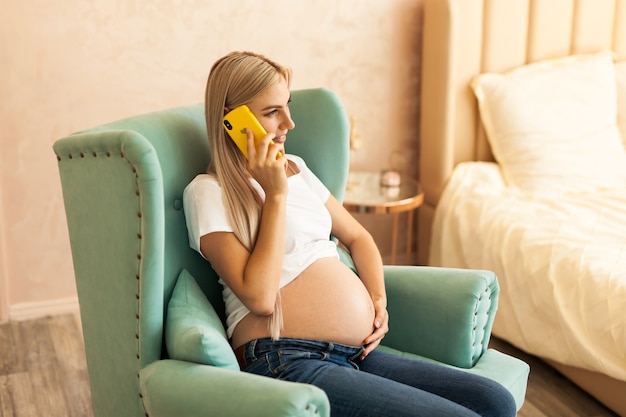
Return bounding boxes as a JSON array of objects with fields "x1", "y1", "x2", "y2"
[{"x1": 54, "y1": 88, "x2": 529, "y2": 417}]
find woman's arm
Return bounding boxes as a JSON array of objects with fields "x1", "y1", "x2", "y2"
[
  {"x1": 199, "y1": 194, "x2": 285, "y2": 315},
  {"x1": 200, "y1": 131, "x2": 289, "y2": 316},
  {"x1": 326, "y1": 195, "x2": 389, "y2": 358}
]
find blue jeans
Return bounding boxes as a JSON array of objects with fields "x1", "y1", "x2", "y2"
[{"x1": 241, "y1": 338, "x2": 516, "y2": 417}]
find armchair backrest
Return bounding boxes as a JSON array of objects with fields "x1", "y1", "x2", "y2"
[{"x1": 53, "y1": 88, "x2": 350, "y2": 417}]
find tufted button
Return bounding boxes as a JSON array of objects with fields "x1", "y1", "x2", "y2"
[{"x1": 173, "y1": 199, "x2": 183, "y2": 210}]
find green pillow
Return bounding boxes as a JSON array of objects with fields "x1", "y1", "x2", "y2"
[{"x1": 165, "y1": 269, "x2": 239, "y2": 370}]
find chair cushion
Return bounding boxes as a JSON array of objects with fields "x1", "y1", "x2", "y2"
[{"x1": 165, "y1": 269, "x2": 239, "y2": 370}]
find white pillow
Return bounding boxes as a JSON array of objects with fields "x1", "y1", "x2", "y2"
[
  {"x1": 472, "y1": 51, "x2": 626, "y2": 196},
  {"x1": 616, "y1": 60, "x2": 626, "y2": 147}
]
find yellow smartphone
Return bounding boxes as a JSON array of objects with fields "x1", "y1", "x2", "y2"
[{"x1": 223, "y1": 105, "x2": 281, "y2": 159}]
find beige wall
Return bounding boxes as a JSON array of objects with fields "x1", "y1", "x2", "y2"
[{"x1": 0, "y1": 0, "x2": 423, "y2": 321}]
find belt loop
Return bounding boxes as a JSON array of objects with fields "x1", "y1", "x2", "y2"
[{"x1": 249, "y1": 339, "x2": 258, "y2": 360}]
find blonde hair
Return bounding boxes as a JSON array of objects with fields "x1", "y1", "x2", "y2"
[{"x1": 205, "y1": 51, "x2": 291, "y2": 340}]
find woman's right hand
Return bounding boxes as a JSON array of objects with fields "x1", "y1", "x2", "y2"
[{"x1": 245, "y1": 128, "x2": 288, "y2": 197}]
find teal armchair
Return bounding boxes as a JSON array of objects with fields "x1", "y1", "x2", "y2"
[{"x1": 54, "y1": 88, "x2": 529, "y2": 417}]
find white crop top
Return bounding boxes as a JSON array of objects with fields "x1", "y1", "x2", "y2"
[{"x1": 183, "y1": 155, "x2": 339, "y2": 338}]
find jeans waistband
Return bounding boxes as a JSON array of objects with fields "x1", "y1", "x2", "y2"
[{"x1": 237, "y1": 337, "x2": 364, "y2": 368}]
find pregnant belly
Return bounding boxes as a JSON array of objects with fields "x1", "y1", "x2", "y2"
[{"x1": 232, "y1": 257, "x2": 376, "y2": 348}]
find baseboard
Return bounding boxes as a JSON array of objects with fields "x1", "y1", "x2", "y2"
[{"x1": 9, "y1": 297, "x2": 80, "y2": 321}]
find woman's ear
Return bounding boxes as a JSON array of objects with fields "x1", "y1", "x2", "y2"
[{"x1": 224, "y1": 107, "x2": 230, "y2": 116}]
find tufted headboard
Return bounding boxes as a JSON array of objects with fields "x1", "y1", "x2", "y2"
[{"x1": 417, "y1": 0, "x2": 626, "y2": 265}]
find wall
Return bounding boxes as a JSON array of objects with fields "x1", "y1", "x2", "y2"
[{"x1": 0, "y1": 0, "x2": 423, "y2": 321}]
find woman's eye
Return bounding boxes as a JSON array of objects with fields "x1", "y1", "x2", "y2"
[{"x1": 266, "y1": 109, "x2": 278, "y2": 117}]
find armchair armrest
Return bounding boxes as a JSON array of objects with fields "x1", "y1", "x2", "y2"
[
  {"x1": 382, "y1": 266, "x2": 499, "y2": 368},
  {"x1": 140, "y1": 360, "x2": 330, "y2": 417}
]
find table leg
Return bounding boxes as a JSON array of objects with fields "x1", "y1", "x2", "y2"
[
  {"x1": 406, "y1": 209, "x2": 414, "y2": 264},
  {"x1": 391, "y1": 213, "x2": 399, "y2": 265}
]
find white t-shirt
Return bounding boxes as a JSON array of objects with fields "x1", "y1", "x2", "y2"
[{"x1": 183, "y1": 155, "x2": 339, "y2": 338}]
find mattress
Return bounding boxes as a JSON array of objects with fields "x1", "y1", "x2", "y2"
[{"x1": 430, "y1": 161, "x2": 626, "y2": 381}]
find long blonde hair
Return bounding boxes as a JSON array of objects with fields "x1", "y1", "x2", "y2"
[{"x1": 205, "y1": 51, "x2": 292, "y2": 340}]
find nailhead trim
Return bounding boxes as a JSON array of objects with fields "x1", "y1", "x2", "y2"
[{"x1": 131, "y1": 156, "x2": 145, "y2": 410}]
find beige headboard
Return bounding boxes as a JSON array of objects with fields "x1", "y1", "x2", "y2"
[{"x1": 417, "y1": 0, "x2": 626, "y2": 265}]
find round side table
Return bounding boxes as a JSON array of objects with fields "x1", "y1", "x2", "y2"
[{"x1": 343, "y1": 171, "x2": 423, "y2": 265}]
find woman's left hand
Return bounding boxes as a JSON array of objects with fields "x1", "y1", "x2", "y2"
[{"x1": 360, "y1": 301, "x2": 389, "y2": 360}]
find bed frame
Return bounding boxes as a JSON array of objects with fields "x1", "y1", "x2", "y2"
[{"x1": 417, "y1": 0, "x2": 626, "y2": 414}]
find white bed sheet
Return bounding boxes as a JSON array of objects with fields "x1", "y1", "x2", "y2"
[{"x1": 430, "y1": 161, "x2": 626, "y2": 381}]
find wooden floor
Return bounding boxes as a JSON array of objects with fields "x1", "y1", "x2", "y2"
[
  {"x1": 488, "y1": 338, "x2": 619, "y2": 417},
  {"x1": 0, "y1": 314, "x2": 92, "y2": 417},
  {"x1": 0, "y1": 314, "x2": 619, "y2": 417}
]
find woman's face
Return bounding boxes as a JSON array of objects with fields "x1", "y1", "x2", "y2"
[{"x1": 246, "y1": 76, "x2": 295, "y2": 154}]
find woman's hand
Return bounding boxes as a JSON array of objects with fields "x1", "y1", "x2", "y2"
[
  {"x1": 245, "y1": 129, "x2": 288, "y2": 196},
  {"x1": 361, "y1": 300, "x2": 389, "y2": 359}
]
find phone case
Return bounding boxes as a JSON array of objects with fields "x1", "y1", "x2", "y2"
[{"x1": 222, "y1": 105, "x2": 267, "y2": 159}]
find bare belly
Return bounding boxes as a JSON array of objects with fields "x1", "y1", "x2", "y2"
[{"x1": 231, "y1": 257, "x2": 375, "y2": 349}]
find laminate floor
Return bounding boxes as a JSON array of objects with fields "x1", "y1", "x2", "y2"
[
  {"x1": 0, "y1": 314, "x2": 92, "y2": 417},
  {"x1": 489, "y1": 338, "x2": 619, "y2": 417},
  {"x1": 0, "y1": 314, "x2": 619, "y2": 417}
]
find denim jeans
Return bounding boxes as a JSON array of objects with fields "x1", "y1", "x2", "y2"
[{"x1": 241, "y1": 337, "x2": 516, "y2": 417}]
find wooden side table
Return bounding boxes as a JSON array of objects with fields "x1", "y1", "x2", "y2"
[{"x1": 343, "y1": 171, "x2": 424, "y2": 265}]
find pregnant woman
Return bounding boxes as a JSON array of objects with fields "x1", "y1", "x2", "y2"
[{"x1": 183, "y1": 50, "x2": 516, "y2": 417}]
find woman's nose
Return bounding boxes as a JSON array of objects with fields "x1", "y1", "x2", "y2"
[{"x1": 282, "y1": 114, "x2": 295, "y2": 131}]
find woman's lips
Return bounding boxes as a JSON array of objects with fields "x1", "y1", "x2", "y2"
[{"x1": 273, "y1": 134, "x2": 287, "y2": 144}]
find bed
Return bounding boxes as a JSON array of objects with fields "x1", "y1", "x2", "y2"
[{"x1": 417, "y1": 0, "x2": 626, "y2": 415}]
